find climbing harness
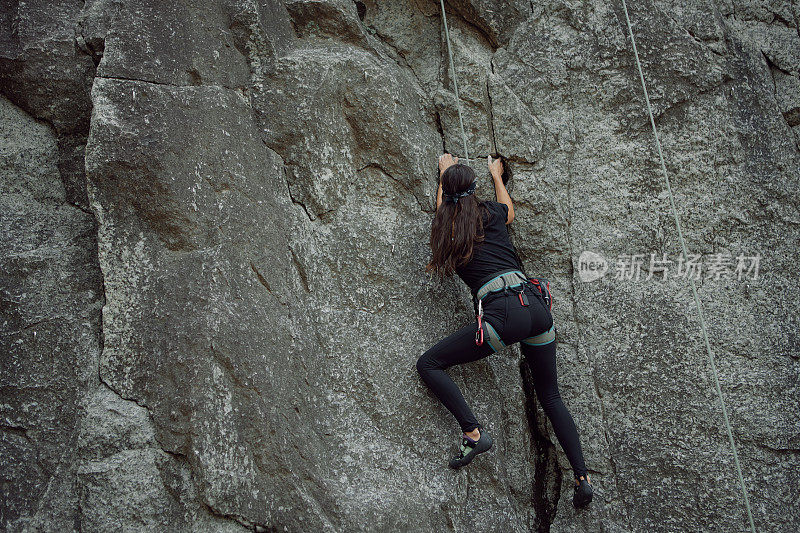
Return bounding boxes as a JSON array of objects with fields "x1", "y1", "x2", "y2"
[
  {"x1": 620, "y1": 1, "x2": 755, "y2": 530},
  {"x1": 473, "y1": 270, "x2": 556, "y2": 352}
]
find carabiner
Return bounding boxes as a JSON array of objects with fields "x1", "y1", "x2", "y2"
[
  {"x1": 513, "y1": 283, "x2": 529, "y2": 306},
  {"x1": 475, "y1": 299, "x2": 484, "y2": 346}
]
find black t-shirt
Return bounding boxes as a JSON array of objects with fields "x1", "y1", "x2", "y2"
[{"x1": 455, "y1": 200, "x2": 523, "y2": 297}]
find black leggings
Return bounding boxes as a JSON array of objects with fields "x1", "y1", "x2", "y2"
[{"x1": 416, "y1": 282, "x2": 589, "y2": 479}]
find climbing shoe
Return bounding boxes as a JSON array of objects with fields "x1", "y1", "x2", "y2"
[
  {"x1": 449, "y1": 425, "x2": 493, "y2": 469},
  {"x1": 573, "y1": 474, "x2": 593, "y2": 508}
]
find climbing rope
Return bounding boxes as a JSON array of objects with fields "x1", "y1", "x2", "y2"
[
  {"x1": 620, "y1": 1, "x2": 756, "y2": 531},
  {"x1": 439, "y1": 0, "x2": 470, "y2": 168}
]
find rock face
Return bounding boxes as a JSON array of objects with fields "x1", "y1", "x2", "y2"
[{"x1": 1, "y1": 0, "x2": 798, "y2": 531}]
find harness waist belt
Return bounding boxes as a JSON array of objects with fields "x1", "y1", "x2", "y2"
[{"x1": 476, "y1": 270, "x2": 528, "y2": 301}]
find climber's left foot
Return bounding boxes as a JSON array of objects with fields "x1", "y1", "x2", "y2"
[{"x1": 449, "y1": 425, "x2": 493, "y2": 469}]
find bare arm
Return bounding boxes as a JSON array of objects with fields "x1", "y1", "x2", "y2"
[
  {"x1": 436, "y1": 153, "x2": 458, "y2": 211},
  {"x1": 489, "y1": 156, "x2": 514, "y2": 224}
]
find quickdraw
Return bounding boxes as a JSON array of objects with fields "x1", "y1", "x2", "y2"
[
  {"x1": 474, "y1": 298, "x2": 484, "y2": 346},
  {"x1": 528, "y1": 277, "x2": 552, "y2": 311}
]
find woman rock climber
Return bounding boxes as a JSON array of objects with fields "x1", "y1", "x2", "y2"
[{"x1": 416, "y1": 153, "x2": 593, "y2": 508}]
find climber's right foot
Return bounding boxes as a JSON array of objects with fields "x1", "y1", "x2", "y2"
[{"x1": 573, "y1": 474, "x2": 593, "y2": 508}]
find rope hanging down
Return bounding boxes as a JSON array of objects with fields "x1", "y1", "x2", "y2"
[
  {"x1": 439, "y1": 0, "x2": 470, "y2": 168},
  {"x1": 620, "y1": 1, "x2": 756, "y2": 531}
]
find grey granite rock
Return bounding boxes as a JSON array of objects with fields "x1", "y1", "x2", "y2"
[
  {"x1": 0, "y1": 92, "x2": 102, "y2": 530},
  {"x1": 1, "y1": 0, "x2": 798, "y2": 531}
]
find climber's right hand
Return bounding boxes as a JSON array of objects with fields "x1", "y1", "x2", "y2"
[{"x1": 488, "y1": 155, "x2": 503, "y2": 179}]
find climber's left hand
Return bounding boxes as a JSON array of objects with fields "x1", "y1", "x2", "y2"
[{"x1": 439, "y1": 153, "x2": 458, "y2": 178}]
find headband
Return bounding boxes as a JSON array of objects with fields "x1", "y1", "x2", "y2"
[{"x1": 443, "y1": 180, "x2": 476, "y2": 204}]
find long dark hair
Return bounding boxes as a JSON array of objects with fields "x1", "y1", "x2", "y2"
[{"x1": 426, "y1": 164, "x2": 488, "y2": 278}]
